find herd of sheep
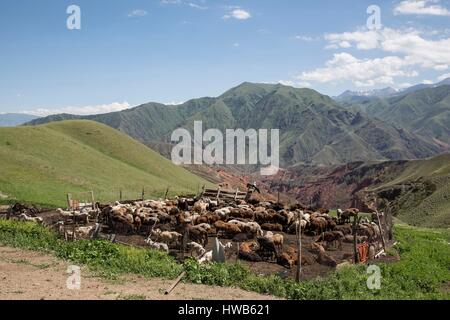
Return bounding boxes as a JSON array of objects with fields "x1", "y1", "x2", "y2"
[{"x1": 4, "y1": 197, "x2": 384, "y2": 269}]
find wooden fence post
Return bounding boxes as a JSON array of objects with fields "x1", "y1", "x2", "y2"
[
  {"x1": 375, "y1": 210, "x2": 387, "y2": 251},
  {"x1": 67, "y1": 193, "x2": 72, "y2": 210},
  {"x1": 141, "y1": 188, "x2": 145, "y2": 201},
  {"x1": 119, "y1": 190, "x2": 122, "y2": 202},
  {"x1": 352, "y1": 217, "x2": 360, "y2": 264},
  {"x1": 296, "y1": 215, "x2": 302, "y2": 282},
  {"x1": 91, "y1": 191, "x2": 96, "y2": 210}
]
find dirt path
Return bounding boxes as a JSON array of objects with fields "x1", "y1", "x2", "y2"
[{"x1": 0, "y1": 246, "x2": 280, "y2": 300}]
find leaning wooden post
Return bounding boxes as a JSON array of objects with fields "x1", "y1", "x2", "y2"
[{"x1": 165, "y1": 271, "x2": 187, "y2": 295}]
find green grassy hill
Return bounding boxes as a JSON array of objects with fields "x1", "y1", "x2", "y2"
[
  {"x1": 0, "y1": 120, "x2": 212, "y2": 207},
  {"x1": 371, "y1": 154, "x2": 450, "y2": 228}
]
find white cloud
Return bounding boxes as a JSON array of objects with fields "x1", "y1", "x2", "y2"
[
  {"x1": 297, "y1": 53, "x2": 418, "y2": 87},
  {"x1": 422, "y1": 79, "x2": 434, "y2": 84},
  {"x1": 278, "y1": 80, "x2": 295, "y2": 86},
  {"x1": 325, "y1": 29, "x2": 381, "y2": 50},
  {"x1": 161, "y1": 0, "x2": 208, "y2": 10},
  {"x1": 437, "y1": 72, "x2": 450, "y2": 80},
  {"x1": 23, "y1": 102, "x2": 131, "y2": 117},
  {"x1": 294, "y1": 35, "x2": 319, "y2": 42},
  {"x1": 188, "y1": 3, "x2": 207, "y2": 10},
  {"x1": 128, "y1": 9, "x2": 148, "y2": 18},
  {"x1": 223, "y1": 8, "x2": 251, "y2": 20},
  {"x1": 165, "y1": 101, "x2": 185, "y2": 105},
  {"x1": 324, "y1": 27, "x2": 450, "y2": 70},
  {"x1": 394, "y1": 0, "x2": 450, "y2": 16}
]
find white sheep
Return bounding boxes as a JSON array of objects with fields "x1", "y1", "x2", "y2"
[
  {"x1": 187, "y1": 242, "x2": 206, "y2": 258},
  {"x1": 193, "y1": 200, "x2": 208, "y2": 213},
  {"x1": 195, "y1": 223, "x2": 212, "y2": 233},
  {"x1": 18, "y1": 213, "x2": 43, "y2": 224},
  {"x1": 153, "y1": 229, "x2": 182, "y2": 246},
  {"x1": 144, "y1": 237, "x2": 169, "y2": 253},
  {"x1": 199, "y1": 250, "x2": 213, "y2": 264}
]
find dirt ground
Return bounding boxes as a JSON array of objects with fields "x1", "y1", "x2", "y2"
[{"x1": 0, "y1": 246, "x2": 281, "y2": 300}]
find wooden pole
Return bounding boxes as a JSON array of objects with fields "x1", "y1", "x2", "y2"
[
  {"x1": 375, "y1": 210, "x2": 387, "y2": 251},
  {"x1": 352, "y1": 217, "x2": 359, "y2": 264},
  {"x1": 141, "y1": 188, "x2": 145, "y2": 201},
  {"x1": 296, "y1": 215, "x2": 302, "y2": 282},
  {"x1": 119, "y1": 190, "x2": 122, "y2": 202},
  {"x1": 91, "y1": 191, "x2": 95, "y2": 210},
  {"x1": 67, "y1": 194, "x2": 71, "y2": 210},
  {"x1": 164, "y1": 271, "x2": 187, "y2": 295}
]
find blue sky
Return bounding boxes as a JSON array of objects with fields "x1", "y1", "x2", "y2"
[{"x1": 1, "y1": 0, "x2": 450, "y2": 115}]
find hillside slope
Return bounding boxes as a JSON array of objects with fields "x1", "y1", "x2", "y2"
[
  {"x1": 26, "y1": 83, "x2": 442, "y2": 166},
  {"x1": 0, "y1": 121, "x2": 211, "y2": 207},
  {"x1": 339, "y1": 85, "x2": 450, "y2": 149},
  {"x1": 264, "y1": 154, "x2": 450, "y2": 228}
]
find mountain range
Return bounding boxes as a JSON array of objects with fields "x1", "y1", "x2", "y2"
[
  {"x1": 27, "y1": 82, "x2": 449, "y2": 167},
  {"x1": 338, "y1": 85, "x2": 450, "y2": 149},
  {"x1": 0, "y1": 113, "x2": 38, "y2": 127},
  {"x1": 336, "y1": 77, "x2": 450, "y2": 100}
]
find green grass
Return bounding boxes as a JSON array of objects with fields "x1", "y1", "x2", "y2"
[
  {"x1": 0, "y1": 219, "x2": 183, "y2": 279},
  {"x1": 0, "y1": 120, "x2": 213, "y2": 207},
  {"x1": 370, "y1": 154, "x2": 450, "y2": 228},
  {"x1": 0, "y1": 219, "x2": 448, "y2": 300}
]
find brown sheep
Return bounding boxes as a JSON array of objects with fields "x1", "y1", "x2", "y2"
[
  {"x1": 186, "y1": 225, "x2": 208, "y2": 246},
  {"x1": 309, "y1": 217, "x2": 327, "y2": 235},
  {"x1": 277, "y1": 253, "x2": 295, "y2": 269},
  {"x1": 214, "y1": 221, "x2": 242, "y2": 238},
  {"x1": 339, "y1": 208, "x2": 360, "y2": 224},
  {"x1": 261, "y1": 223, "x2": 283, "y2": 232},
  {"x1": 316, "y1": 231, "x2": 344, "y2": 250}
]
